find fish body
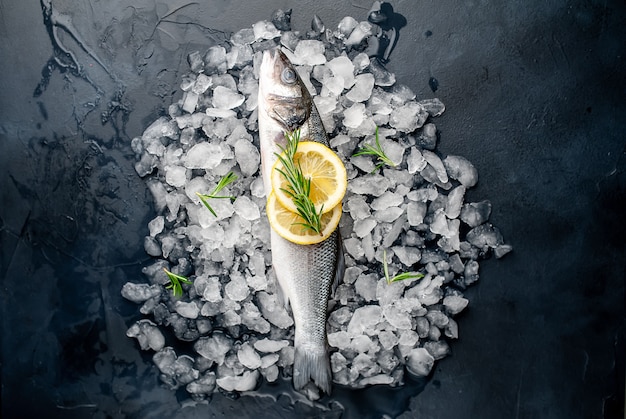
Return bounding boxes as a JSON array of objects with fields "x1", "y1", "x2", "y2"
[{"x1": 258, "y1": 49, "x2": 343, "y2": 395}]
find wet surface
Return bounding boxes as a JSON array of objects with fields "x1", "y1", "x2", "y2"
[{"x1": 1, "y1": 1, "x2": 624, "y2": 418}]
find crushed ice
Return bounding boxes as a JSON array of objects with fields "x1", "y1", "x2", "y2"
[{"x1": 122, "y1": 9, "x2": 512, "y2": 402}]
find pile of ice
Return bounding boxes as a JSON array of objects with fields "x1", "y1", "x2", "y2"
[{"x1": 123, "y1": 9, "x2": 511, "y2": 401}]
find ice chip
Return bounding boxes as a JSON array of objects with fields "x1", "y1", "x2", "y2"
[
  {"x1": 344, "y1": 21, "x2": 375, "y2": 47},
  {"x1": 216, "y1": 370, "x2": 259, "y2": 392},
  {"x1": 257, "y1": 292, "x2": 294, "y2": 329},
  {"x1": 389, "y1": 102, "x2": 429, "y2": 133},
  {"x1": 122, "y1": 282, "x2": 162, "y2": 303},
  {"x1": 354, "y1": 273, "x2": 378, "y2": 302},
  {"x1": 293, "y1": 39, "x2": 326, "y2": 66},
  {"x1": 175, "y1": 301, "x2": 200, "y2": 319},
  {"x1": 184, "y1": 142, "x2": 224, "y2": 170},
  {"x1": 347, "y1": 305, "x2": 382, "y2": 337},
  {"x1": 127, "y1": 320, "x2": 166, "y2": 351},
  {"x1": 212, "y1": 86, "x2": 245, "y2": 110},
  {"x1": 327, "y1": 55, "x2": 355, "y2": 89},
  {"x1": 342, "y1": 103, "x2": 367, "y2": 129},
  {"x1": 405, "y1": 348, "x2": 434, "y2": 376},
  {"x1": 233, "y1": 196, "x2": 260, "y2": 221},
  {"x1": 445, "y1": 185, "x2": 466, "y2": 219},
  {"x1": 460, "y1": 200, "x2": 492, "y2": 227},
  {"x1": 237, "y1": 342, "x2": 262, "y2": 369},
  {"x1": 165, "y1": 165, "x2": 188, "y2": 187},
  {"x1": 348, "y1": 174, "x2": 390, "y2": 196},
  {"x1": 224, "y1": 275, "x2": 250, "y2": 302},
  {"x1": 443, "y1": 155, "x2": 478, "y2": 188},
  {"x1": 252, "y1": 20, "x2": 281, "y2": 41}
]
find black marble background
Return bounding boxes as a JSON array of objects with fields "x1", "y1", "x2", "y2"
[{"x1": 1, "y1": 1, "x2": 624, "y2": 418}]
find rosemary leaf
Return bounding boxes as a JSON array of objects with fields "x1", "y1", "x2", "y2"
[
  {"x1": 274, "y1": 130, "x2": 323, "y2": 235},
  {"x1": 353, "y1": 126, "x2": 396, "y2": 173}
]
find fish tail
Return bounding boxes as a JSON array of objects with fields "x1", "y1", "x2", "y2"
[{"x1": 293, "y1": 345, "x2": 332, "y2": 395}]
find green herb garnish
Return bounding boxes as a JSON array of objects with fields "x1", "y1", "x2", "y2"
[
  {"x1": 274, "y1": 129, "x2": 323, "y2": 235},
  {"x1": 383, "y1": 249, "x2": 425, "y2": 285},
  {"x1": 353, "y1": 126, "x2": 396, "y2": 173},
  {"x1": 163, "y1": 268, "x2": 193, "y2": 297},
  {"x1": 196, "y1": 171, "x2": 238, "y2": 216}
]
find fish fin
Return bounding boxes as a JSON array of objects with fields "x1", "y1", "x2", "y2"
[
  {"x1": 331, "y1": 234, "x2": 345, "y2": 297},
  {"x1": 269, "y1": 266, "x2": 291, "y2": 312},
  {"x1": 293, "y1": 346, "x2": 332, "y2": 395},
  {"x1": 275, "y1": 280, "x2": 291, "y2": 313}
]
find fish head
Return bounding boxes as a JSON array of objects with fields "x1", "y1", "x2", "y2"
[{"x1": 259, "y1": 49, "x2": 311, "y2": 132}]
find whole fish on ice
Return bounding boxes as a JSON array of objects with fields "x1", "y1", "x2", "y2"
[{"x1": 258, "y1": 48, "x2": 344, "y2": 396}]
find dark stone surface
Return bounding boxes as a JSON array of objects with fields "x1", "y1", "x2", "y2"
[{"x1": 1, "y1": 1, "x2": 624, "y2": 418}]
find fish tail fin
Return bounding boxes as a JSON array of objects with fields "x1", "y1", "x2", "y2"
[{"x1": 293, "y1": 345, "x2": 332, "y2": 395}]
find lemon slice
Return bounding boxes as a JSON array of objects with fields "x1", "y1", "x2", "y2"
[
  {"x1": 271, "y1": 141, "x2": 347, "y2": 214},
  {"x1": 266, "y1": 191, "x2": 342, "y2": 245}
]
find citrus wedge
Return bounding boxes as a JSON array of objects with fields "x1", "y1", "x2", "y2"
[
  {"x1": 271, "y1": 141, "x2": 347, "y2": 214},
  {"x1": 266, "y1": 191, "x2": 342, "y2": 245}
]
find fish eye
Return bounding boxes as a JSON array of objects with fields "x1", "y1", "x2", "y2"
[{"x1": 281, "y1": 67, "x2": 297, "y2": 84}]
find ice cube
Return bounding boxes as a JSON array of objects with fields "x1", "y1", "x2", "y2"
[
  {"x1": 256, "y1": 292, "x2": 294, "y2": 329},
  {"x1": 371, "y1": 191, "x2": 403, "y2": 211},
  {"x1": 327, "y1": 55, "x2": 355, "y2": 89},
  {"x1": 165, "y1": 165, "x2": 188, "y2": 187},
  {"x1": 194, "y1": 333, "x2": 232, "y2": 365},
  {"x1": 328, "y1": 331, "x2": 351, "y2": 349},
  {"x1": 422, "y1": 150, "x2": 449, "y2": 183},
  {"x1": 383, "y1": 306, "x2": 412, "y2": 330},
  {"x1": 337, "y1": 16, "x2": 358, "y2": 38},
  {"x1": 445, "y1": 185, "x2": 466, "y2": 219},
  {"x1": 126, "y1": 319, "x2": 165, "y2": 351},
  {"x1": 212, "y1": 86, "x2": 245, "y2": 110},
  {"x1": 342, "y1": 103, "x2": 367, "y2": 129},
  {"x1": 186, "y1": 373, "x2": 217, "y2": 395},
  {"x1": 231, "y1": 27, "x2": 256, "y2": 45},
  {"x1": 253, "y1": 338, "x2": 289, "y2": 353},
  {"x1": 352, "y1": 52, "x2": 370, "y2": 73},
  {"x1": 237, "y1": 342, "x2": 262, "y2": 369},
  {"x1": 184, "y1": 142, "x2": 224, "y2": 169},
  {"x1": 392, "y1": 246, "x2": 421, "y2": 267},
  {"x1": 204, "y1": 46, "x2": 227, "y2": 74},
  {"x1": 407, "y1": 148, "x2": 427, "y2": 174},
  {"x1": 347, "y1": 305, "x2": 382, "y2": 336},
  {"x1": 354, "y1": 273, "x2": 378, "y2": 302},
  {"x1": 343, "y1": 237, "x2": 365, "y2": 260},
  {"x1": 293, "y1": 39, "x2": 327, "y2": 66},
  {"x1": 224, "y1": 275, "x2": 250, "y2": 302},
  {"x1": 344, "y1": 21, "x2": 375, "y2": 47},
  {"x1": 374, "y1": 207, "x2": 404, "y2": 223},
  {"x1": 418, "y1": 98, "x2": 446, "y2": 117},
  {"x1": 233, "y1": 196, "x2": 260, "y2": 221},
  {"x1": 240, "y1": 302, "x2": 271, "y2": 334},
  {"x1": 121, "y1": 282, "x2": 162, "y2": 303},
  {"x1": 348, "y1": 174, "x2": 390, "y2": 197},
  {"x1": 252, "y1": 20, "x2": 281, "y2": 41},
  {"x1": 460, "y1": 200, "x2": 492, "y2": 227},
  {"x1": 175, "y1": 301, "x2": 200, "y2": 319},
  {"x1": 466, "y1": 223, "x2": 504, "y2": 250},
  {"x1": 424, "y1": 341, "x2": 451, "y2": 360},
  {"x1": 216, "y1": 370, "x2": 259, "y2": 392},
  {"x1": 354, "y1": 217, "x2": 377, "y2": 238},
  {"x1": 407, "y1": 201, "x2": 427, "y2": 226},
  {"x1": 443, "y1": 295, "x2": 469, "y2": 315},
  {"x1": 405, "y1": 348, "x2": 434, "y2": 376},
  {"x1": 389, "y1": 102, "x2": 428, "y2": 133},
  {"x1": 443, "y1": 155, "x2": 478, "y2": 188}
]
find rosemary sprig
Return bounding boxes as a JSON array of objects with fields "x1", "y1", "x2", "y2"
[
  {"x1": 353, "y1": 126, "x2": 396, "y2": 173},
  {"x1": 383, "y1": 249, "x2": 425, "y2": 285},
  {"x1": 196, "y1": 171, "x2": 238, "y2": 216},
  {"x1": 274, "y1": 129, "x2": 323, "y2": 235},
  {"x1": 163, "y1": 268, "x2": 193, "y2": 297}
]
